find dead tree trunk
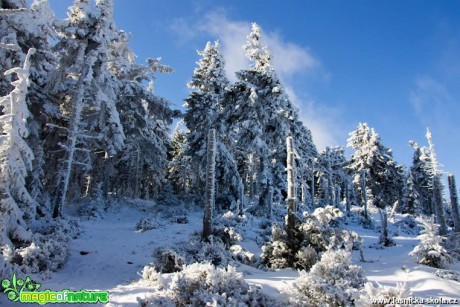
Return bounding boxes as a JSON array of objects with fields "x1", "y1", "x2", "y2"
[
  {"x1": 286, "y1": 135, "x2": 297, "y2": 242},
  {"x1": 361, "y1": 169, "x2": 368, "y2": 220},
  {"x1": 203, "y1": 129, "x2": 216, "y2": 240},
  {"x1": 433, "y1": 175, "x2": 448, "y2": 236},
  {"x1": 448, "y1": 174, "x2": 460, "y2": 233}
]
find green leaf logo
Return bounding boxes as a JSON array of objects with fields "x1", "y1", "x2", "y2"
[{"x1": 2, "y1": 273, "x2": 41, "y2": 302}]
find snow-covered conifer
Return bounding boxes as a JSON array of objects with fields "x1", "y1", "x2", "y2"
[
  {"x1": 184, "y1": 41, "x2": 229, "y2": 194},
  {"x1": 290, "y1": 249, "x2": 367, "y2": 306},
  {"x1": 228, "y1": 23, "x2": 316, "y2": 215},
  {"x1": 426, "y1": 128, "x2": 447, "y2": 235},
  {"x1": 0, "y1": 48, "x2": 36, "y2": 271},
  {"x1": 409, "y1": 216, "x2": 452, "y2": 268}
]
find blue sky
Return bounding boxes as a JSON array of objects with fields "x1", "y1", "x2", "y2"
[{"x1": 48, "y1": 0, "x2": 460, "y2": 179}]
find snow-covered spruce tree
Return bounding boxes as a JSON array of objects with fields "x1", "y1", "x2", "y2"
[
  {"x1": 110, "y1": 44, "x2": 174, "y2": 199},
  {"x1": 409, "y1": 216, "x2": 452, "y2": 268},
  {"x1": 401, "y1": 169, "x2": 421, "y2": 215},
  {"x1": 203, "y1": 129, "x2": 217, "y2": 240},
  {"x1": 1, "y1": 0, "x2": 58, "y2": 218},
  {"x1": 290, "y1": 249, "x2": 367, "y2": 306},
  {"x1": 228, "y1": 23, "x2": 316, "y2": 215},
  {"x1": 0, "y1": 48, "x2": 35, "y2": 274},
  {"x1": 184, "y1": 41, "x2": 228, "y2": 195},
  {"x1": 47, "y1": 0, "x2": 132, "y2": 216},
  {"x1": 347, "y1": 123, "x2": 403, "y2": 245},
  {"x1": 426, "y1": 128, "x2": 447, "y2": 235},
  {"x1": 408, "y1": 141, "x2": 434, "y2": 215},
  {"x1": 318, "y1": 146, "x2": 349, "y2": 208},
  {"x1": 184, "y1": 41, "x2": 243, "y2": 210},
  {"x1": 447, "y1": 174, "x2": 460, "y2": 233},
  {"x1": 168, "y1": 124, "x2": 193, "y2": 196}
]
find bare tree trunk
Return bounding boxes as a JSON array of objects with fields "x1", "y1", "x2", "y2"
[
  {"x1": 345, "y1": 180, "x2": 351, "y2": 212},
  {"x1": 448, "y1": 174, "x2": 460, "y2": 233},
  {"x1": 52, "y1": 44, "x2": 91, "y2": 218},
  {"x1": 361, "y1": 169, "x2": 368, "y2": 220},
  {"x1": 203, "y1": 129, "x2": 216, "y2": 240},
  {"x1": 286, "y1": 135, "x2": 297, "y2": 241},
  {"x1": 310, "y1": 159, "x2": 315, "y2": 207},
  {"x1": 379, "y1": 208, "x2": 393, "y2": 246},
  {"x1": 433, "y1": 175, "x2": 448, "y2": 235}
]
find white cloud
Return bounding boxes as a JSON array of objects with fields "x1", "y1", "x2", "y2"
[
  {"x1": 285, "y1": 85, "x2": 345, "y2": 151},
  {"x1": 197, "y1": 11, "x2": 250, "y2": 81}
]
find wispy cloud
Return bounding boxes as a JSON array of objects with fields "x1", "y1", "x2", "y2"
[
  {"x1": 410, "y1": 76, "x2": 456, "y2": 126},
  {"x1": 285, "y1": 85, "x2": 345, "y2": 151}
]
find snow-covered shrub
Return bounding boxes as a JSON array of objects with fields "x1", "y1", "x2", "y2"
[
  {"x1": 8, "y1": 218, "x2": 78, "y2": 275},
  {"x1": 294, "y1": 246, "x2": 318, "y2": 270},
  {"x1": 230, "y1": 245, "x2": 256, "y2": 265},
  {"x1": 151, "y1": 235, "x2": 232, "y2": 272},
  {"x1": 135, "y1": 216, "x2": 163, "y2": 232},
  {"x1": 435, "y1": 269, "x2": 460, "y2": 282},
  {"x1": 211, "y1": 211, "x2": 247, "y2": 247},
  {"x1": 142, "y1": 264, "x2": 165, "y2": 286},
  {"x1": 290, "y1": 250, "x2": 367, "y2": 306},
  {"x1": 393, "y1": 215, "x2": 421, "y2": 236},
  {"x1": 262, "y1": 206, "x2": 360, "y2": 270},
  {"x1": 409, "y1": 217, "x2": 453, "y2": 269},
  {"x1": 261, "y1": 224, "x2": 291, "y2": 269},
  {"x1": 151, "y1": 247, "x2": 185, "y2": 273},
  {"x1": 356, "y1": 281, "x2": 412, "y2": 307},
  {"x1": 13, "y1": 234, "x2": 68, "y2": 274},
  {"x1": 190, "y1": 237, "x2": 229, "y2": 267},
  {"x1": 78, "y1": 200, "x2": 105, "y2": 219},
  {"x1": 138, "y1": 263, "x2": 278, "y2": 306}
]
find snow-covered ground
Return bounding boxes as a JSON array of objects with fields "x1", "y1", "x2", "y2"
[{"x1": 2, "y1": 201, "x2": 459, "y2": 306}]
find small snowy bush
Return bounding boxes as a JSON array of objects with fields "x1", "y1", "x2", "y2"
[
  {"x1": 13, "y1": 234, "x2": 68, "y2": 274},
  {"x1": 138, "y1": 262, "x2": 277, "y2": 306},
  {"x1": 135, "y1": 216, "x2": 163, "y2": 232},
  {"x1": 151, "y1": 247, "x2": 185, "y2": 273},
  {"x1": 435, "y1": 269, "x2": 460, "y2": 282},
  {"x1": 151, "y1": 235, "x2": 232, "y2": 271},
  {"x1": 357, "y1": 281, "x2": 412, "y2": 307},
  {"x1": 142, "y1": 264, "x2": 165, "y2": 286},
  {"x1": 393, "y1": 215, "x2": 421, "y2": 236},
  {"x1": 290, "y1": 250, "x2": 367, "y2": 306},
  {"x1": 409, "y1": 217, "x2": 453, "y2": 269},
  {"x1": 9, "y1": 218, "x2": 78, "y2": 275},
  {"x1": 230, "y1": 245, "x2": 256, "y2": 264}
]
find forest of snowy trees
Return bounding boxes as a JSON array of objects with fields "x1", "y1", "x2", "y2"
[{"x1": 1, "y1": 1, "x2": 459, "y2": 301}]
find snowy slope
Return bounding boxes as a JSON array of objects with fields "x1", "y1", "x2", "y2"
[{"x1": 2, "y1": 202, "x2": 459, "y2": 306}]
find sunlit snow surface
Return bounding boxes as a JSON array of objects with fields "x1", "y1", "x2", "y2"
[{"x1": 1, "y1": 202, "x2": 458, "y2": 306}]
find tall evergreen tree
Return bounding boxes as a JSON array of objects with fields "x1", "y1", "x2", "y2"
[
  {"x1": 47, "y1": 0, "x2": 126, "y2": 216},
  {"x1": 1, "y1": 0, "x2": 58, "y2": 218},
  {"x1": 184, "y1": 41, "x2": 243, "y2": 210},
  {"x1": 0, "y1": 48, "x2": 36, "y2": 266},
  {"x1": 426, "y1": 128, "x2": 447, "y2": 235},
  {"x1": 184, "y1": 41, "x2": 229, "y2": 193},
  {"x1": 347, "y1": 123, "x2": 402, "y2": 210},
  {"x1": 408, "y1": 141, "x2": 434, "y2": 215},
  {"x1": 228, "y1": 23, "x2": 316, "y2": 215}
]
